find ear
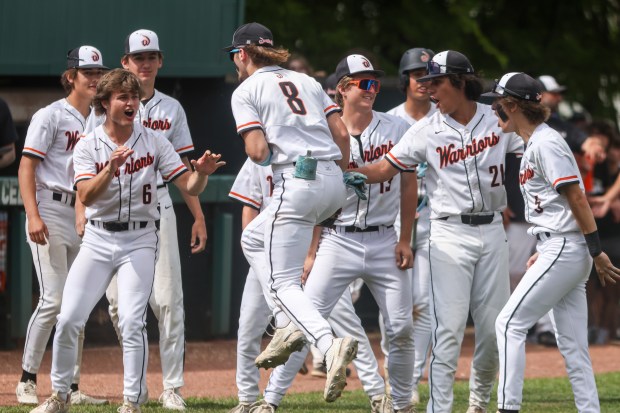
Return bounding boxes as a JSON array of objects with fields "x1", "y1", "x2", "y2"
[{"x1": 121, "y1": 56, "x2": 129, "y2": 69}]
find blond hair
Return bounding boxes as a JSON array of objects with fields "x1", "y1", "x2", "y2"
[
  {"x1": 335, "y1": 76, "x2": 353, "y2": 109},
  {"x1": 243, "y1": 44, "x2": 290, "y2": 67}
]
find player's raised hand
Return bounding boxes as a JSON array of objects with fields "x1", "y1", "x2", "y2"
[
  {"x1": 593, "y1": 252, "x2": 620, "y2": 287},
  {"x1": 395, "y1": 240, "x2": 414, "y2": 270},
  {"x1": 109, "y1": 146, "x2": 134, "y2": 172},
  {"x1": 192, "y1": 150, "x2": 226, "y2": 176}
]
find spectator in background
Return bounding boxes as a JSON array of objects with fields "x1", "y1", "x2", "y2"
[
  {"x1": 324, "y1": 73, "x2": 338, "y2": 102},
  {"x1": 286, "y1": 53, "x2": 315, "y2": 76},
  {"x1": 0, "y1": 97, "x2": 18, "y2": 169},
  {"x1": 586, "y1": 121, "x2": 620, "y2": 344}
]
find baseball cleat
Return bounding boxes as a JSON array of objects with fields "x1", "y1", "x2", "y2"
[
  {"x1": 159, "y1": 388, "x2": 186, "y2": 410},
  {"x1": 466, "y1": 406, "x2": 486, "y2": 413},
  {"x1": 248, "y1": 399, "x2": 277, "y2": 412},
  {"x1": 255, "y1": 322, "x2": 307, "y2": 369},
  {"x1": 323, "y1": 337, "x2": 358, "y2": 402},
  {"x1": 227, "y1": 401, "x2": 252, "y2": 413},
  {"x1": 29, "y1": 392, "x2": 70, "y2": 413},
  {"x1": 118, "y1": 401, "x2": 141, "y2": 413},
  {"x1": 70, "y1": 390, "x2": 108, "y2": 405},
  {"x1": 16, "y1": 380, "x2": 38, "y2": 405},
  {"x1": 370, "y1": 394, "x2": 393, "y2": 413}
]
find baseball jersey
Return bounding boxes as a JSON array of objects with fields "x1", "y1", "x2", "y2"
[
  {"x1": 23, "y1": 99, "x2": 99, "y2": 195},
  {"x1": 229, "y1": 158, "x2": 274, "y2": 212},
  {"x1": 231, "y1": 66, "x2": 342, "y2": 164},
  {"x1": 386, "y1": 103, "x2": 523, "y2": 219},
  {"x1": 519, "y1": 123, "x2": 582, "y2": 234},
  {"x1": 338, "y1": 111, "x2": 410, "y2": 228},
  {"x1": 386, "y1": 102, "x2": 437, "y2": 126},
  {"x1": 137, "y1": 89, "x2": 194, "y2": 187},
  {"x1": 73, "y1": 124, "x2": 187, "y2": 221}
]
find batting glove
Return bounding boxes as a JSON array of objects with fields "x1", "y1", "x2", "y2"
[{"x1": 343, "y1": 171, "x2": 368, "y2": 200}]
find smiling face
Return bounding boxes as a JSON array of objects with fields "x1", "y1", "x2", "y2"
[
  {"x1": 339, "y1": 73, "x2": 379, "y2": 112},
  {"x1": 69, "y1": 68, "x2": 104, "y2": 101}
]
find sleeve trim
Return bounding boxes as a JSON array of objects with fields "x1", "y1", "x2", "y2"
[
  {"x1": 229, "y1": 191, "x2": 262, "y2": 209},
  {"x1": 163, "y1": 165, "x2": 188, "y2": 182}
]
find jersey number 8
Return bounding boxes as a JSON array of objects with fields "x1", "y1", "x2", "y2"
[{"x1": 279, "y1": 81, "x2": 307, "y2": 115}]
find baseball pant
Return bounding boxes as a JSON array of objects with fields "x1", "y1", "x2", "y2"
[
  {"x1": 427, "y1": 214, "x2": 509, "y2": 413},
  {"x1": 382, "y1": 207, "x2": 432, "y2": 395},
  {"x1": 52, "y1": 224, "x2": 158, "y2": 403},
  {"x1": 22, "y1": 199, "x2": 84, "y2": 383},
  {"x1": 263, "y1": 286, "x2": 385, "y2": 406},
  {"x1": 496, "y1": 232, "x2": 599, "y2": 412},
  {"x1": 107, "y1": 188, "x2": 185, "y2": 390},
  {"x1": 241, "y1": 161, "x2": 345, "y2": 347}
]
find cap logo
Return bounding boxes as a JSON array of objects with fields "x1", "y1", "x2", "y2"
[
  {"x1": 91, "y1": 51, "x2": 100, "y2": 62},
  {"x1": 361, "y1": 57, "x2": 370, "y2": 68},
  {"x1": 141, "y1": 35, "x2": 151, "y2": 46},
  {"x1": 420, "y1": 51, "x2": 430, "y2": 62},
  {"x1": 258, "y1": 37, "x2": 273, "y2": 46}
]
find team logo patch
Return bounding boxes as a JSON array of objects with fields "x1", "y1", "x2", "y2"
[
  {"x1": 420, "y1": 51, "x2": 430, "y2": 62},
  {"x1": 258, "y1": 37, "x2": 273, "y2": 46},
  {"x1": 361, "y1": 57, "x2": 370, "y2": 68},
  {"x1": 141, "y1": 35, "x2": 150, "y2": 46},
  {"x1": 276, "y1": 73, "x2": 283, "y2": 78},
  {"x1": 91, "y1": 51, "x2": 100, "y2": 62}
]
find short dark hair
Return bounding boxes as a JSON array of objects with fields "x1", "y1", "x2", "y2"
[
  {"x1": 93, "y1": 69, "x2": 142, "y2": 115},
  {"x1": 60, "y1": 68, "x2": 78, "y2": 94},
  {"x1": 446, "y1": 73, "x2": 483, "y2": 101}
]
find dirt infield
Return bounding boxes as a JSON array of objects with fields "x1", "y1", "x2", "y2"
[{"x1": 2, "y1": 330, "x2": 620, "y2": 406}]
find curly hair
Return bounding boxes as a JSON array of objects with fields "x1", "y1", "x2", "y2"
[
  {"x1": 92, "y1": 69, "x2": 142, "y2": 116},
  {"x1": 502, "y1": 96, "x2": 550, "y2": 125}
]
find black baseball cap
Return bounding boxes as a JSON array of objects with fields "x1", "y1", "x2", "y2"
[
  {"x1": 480, "y1": 72, "x2": 542, "y2": 103},
  {"x1": 67, "y1": 46, "x2": 108, "y2": 70},
  {"x1": 399, "y1": 48, "x2": 435, "y2": 73},
  {"x1": 417, "y1": 50, "x2": 474, "y2": 82},
  {"x1": 335, "y1": 54, "x2": 384, "y2": 82},
  {"x1": 223, "y1": 22, "x2": 274, "y2": 52}
]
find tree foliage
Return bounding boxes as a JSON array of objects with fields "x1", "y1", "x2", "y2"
[{"x1": 246, "y1": 0, "x2": 620, "y2": 121}]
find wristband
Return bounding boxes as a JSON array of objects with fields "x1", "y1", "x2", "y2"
[
  {"x1": 257, "y1": 148, "x2": 273, "y2": 167},
  {"x1": 584, "y1": 230, "x2": 602, "y2": 257}
]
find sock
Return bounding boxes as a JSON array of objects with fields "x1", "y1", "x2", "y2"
[
  {"x1": 316, "y1": 334, "x2": 334, "y2": 355},
  {"x1": 20, "y1": 370, "x2": 36, "y2": 384},
  {"x1": 70, "y1": 383, "x2": 79, "y2": 392},
  {"x1": 274, "y1": 311, "x2": 290, "y2": 329}
]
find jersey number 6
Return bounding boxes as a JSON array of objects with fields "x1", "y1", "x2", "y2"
[{"x1": 279, "y1": 81, "x2": 307, "y2": 115}]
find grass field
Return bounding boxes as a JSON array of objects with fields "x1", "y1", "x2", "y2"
[{"x1": 6, "y1": 372, "x2": 620, "y2": 412}]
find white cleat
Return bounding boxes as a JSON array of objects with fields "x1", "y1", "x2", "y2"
[
  {"x1": 16, "y1": 380, "x2": 38, "y2": 405},
  {"x1": 29, "y1": 392, "x2": 70, "y2": 413},
  {"x1": 255, "y1": 322, "x2": 307, "y2": 369},
  {"x1": 159, "y1": 388, "x2": 186, "y2": 411},
  {"x1": 117, "y1": 401, "x2": 141, "y2": 413},
  {"x1": 323, "y1": 337, "x2": 358, "y2": 402},
  {"x1": 70, "y1": 390, "x2": 109, "y2": 405},
  {"x1": 370, "y1": 394, "x2": 393, "y2": 413},
  {"x1": 248, "y1": 400, "x2": 277, "y2": 412},
  {"x1": 466, "y1": 406, "x2": 486, "y2": 413},
  {"x1": 227, "y1": 401, "x2": 252, "y2": 413}
]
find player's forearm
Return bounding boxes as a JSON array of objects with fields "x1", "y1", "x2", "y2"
[
  {"x1": 306, "y1": 226, "x2": 323, "y2": 259},
  {"x1": 564, "y1": 183, "x2": 598, "y2": 234},
  {"x1": 242, "y1": 129, "x2": 271, "y2": 164},
  {"x1": 328, "y1": 114, "x2": 350, "y2": 171},
  {"x1": 77, "y1": 165, "x2": 116, "y2": 206},
  {"x1": 399, "y1": 172, "x2": 418, "y2": 244},
  {"x1": 353, "y1": 159, "x2": 398, "y2": 184},
  {"x1": 241, "y1": 206, "x2": 259, "y2": 230},
  {"x1": 184, "y1": 171, "x2": 209, "y2": 196},
  {"x1": 180, "y1": 190, "x2": 205, "y2": 220},
  {"x1": 18, "y1": 158, "x2": 40, "y2": 219}
]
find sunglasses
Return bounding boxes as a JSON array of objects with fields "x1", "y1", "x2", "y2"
[
  {"x1": 229, "y1": 48, "x2": 240, "y2": 61},
  {"x1": 492, "y1": 102, "x2": 509, "y2": 122},
  {"x1": 426, "y1": 61, "x2": 470, "y2": 76},
  {"x1": 349, "y1": 78, "x2": 381, "y2": 93}
]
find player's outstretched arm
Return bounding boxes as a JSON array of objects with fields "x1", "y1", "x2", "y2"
[
  {"x1": 18, "y1": 155, "x2": 48, "y2": 245},
  {"x1": 175, "y1": 150, "x2": 225, "y2": 196},
  {"x1": 351, "y1": 158, "x2": 399, "y2": 184},
  {"x1": 180, "y1": 156, "x2": 208, "y2": 254},
  {"x1": 77, "y1": 146, "x2": 134, "y2": 206},
  {"x1": 562, "y1": 182, "x2": 620, "y2": 286},
  {"x1": 327, "y1": 113, "x2": 350, "y2": 171}
]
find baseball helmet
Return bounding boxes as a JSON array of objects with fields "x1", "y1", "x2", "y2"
[{"x1": 398, "y1": 48, "x2": 435, "y2": 92}]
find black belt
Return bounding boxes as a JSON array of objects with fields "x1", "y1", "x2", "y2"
[
  {"x1": 157, "y1": 183, "x2": 167, "y2": 189},
  {"x1": 344, "y1": 225, "x2": 393, "y2": 233},
  {"x1": 536, "y1": 232, "x2": 551, "y2": 241},
  {"x1": 52, "y1": 192, "x2": 75, "y2": 207},
  {"x1": 438, "y1": 214, "x2": 494, "y2": 225},
  {"x1": 90, "y1": 220, "x2": 160, "y2": 232}
]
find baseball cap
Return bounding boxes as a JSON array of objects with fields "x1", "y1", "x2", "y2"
[
  {"x1": 417, "y1": 50, "x2": 474, "y2": 82},
  {"x1": 223, "y1": 22, "x2": 274, "y2": 52},
  {"x1": 537, "y1": 75, "x2": 567, "y2": 93},
  {"x1": 66, "y1": 46, "x2": 108, "y2": 70},
  {"x1": 125, "y1": 29, "x2": 162, "y2": 55},
  {"x1": 399, "y1": 48, "x2": 435, "y2": 73},
  {"x1": 480, "y1": 72, "x2": 542, "y2": 103},
  {"x1": 335, "y1": 54, "x2": 384, "y2": 82}
]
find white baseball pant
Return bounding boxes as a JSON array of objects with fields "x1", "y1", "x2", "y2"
[
  {"x1": 22, "y1": 198, "x2": 84, "y2": 383},
  {"x1": 241, "y1": 161, "x2": 345, "y2": 347},
  {"x1": 427, "y1": 213, "x2": 509, "y2": 413},
  {"x1": 107, "y1": 188, "x2": 185, "y2": 390},
  {"x1": 52, "y1": 224, "x2": 158, "y2": 403},
  {"x1": 496, "y1": 232, "x2": 599, "y2": 412},
  {"x1": 263, "y1": 287, "x2": 385, "y2": 406}
]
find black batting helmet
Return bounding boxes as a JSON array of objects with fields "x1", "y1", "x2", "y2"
[{"x1": 398, "y1": 48, "x2": 435, "y2": 93}]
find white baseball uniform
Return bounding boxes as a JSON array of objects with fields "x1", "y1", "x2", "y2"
[
  {"x1": 232, "y1": 66, "x2": 346, "y2": 350},
  {"x1": 106, "y1": 89, "x2": 194, "y2": 391},
  {"x1": 383, "y1": 102, "x2": 437, "y2": 397},
  {"x1": 20, "y1": 99, "x2": 101, "y2": 384},
  {"x1": 261, "y1": 111, "x2": 415, "y2": 410},
  {"x1": 386, "y1": 102, "x2": 523, "y2": 412},
  {"x1": 229, "y1": 159, "x2": 385, "y2": 405},
  {"x1": 496, "y1": 123, "x2": 599, "y2": 412},
  {"x1": 51, "y1": 123, "x2": 187, "y2": 403}
]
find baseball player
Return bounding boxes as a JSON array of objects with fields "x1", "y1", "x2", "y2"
[
  {"x1": 30, "y1": 69, "x2": 224, "y2": 413},
  {"x1": 252, "y1": 54, "x2": 416, "y2": 413},
  {"x1": 353, "y1": 51, "x2": 524, "y2": 413},
  {"x1": 227, "y1": 158, "x2": 387, "y2": 413},
  {"x1": 382, "y1": 47, "x2": 436, "y2": 406},
  {"x1": 105, "y1": 29, "x2": 204, "y2": 410},
  {"x1": 225, "y1": 22, "x2": 359, "y2": 403},
  {"x1": 483, "y1": 72, "x2": 620, "y2": 413},
  {"x1": 17, "y1": 46, "x2": 108, "y2": 407}
]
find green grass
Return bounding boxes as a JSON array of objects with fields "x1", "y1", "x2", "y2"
[{"x1": 6, "y1": 372, "x2": 620, "y2": 412}]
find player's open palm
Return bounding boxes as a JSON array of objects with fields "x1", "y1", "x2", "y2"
[
  {"x1": 28, "y1": 215, "x2": 49, "y2": 245},
  {"x1": 192, "y1": 150, "x2": 226, "y2": 176},
  {"x1": 593, "y1": 252, "x2": 620, "y2": 287}
]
